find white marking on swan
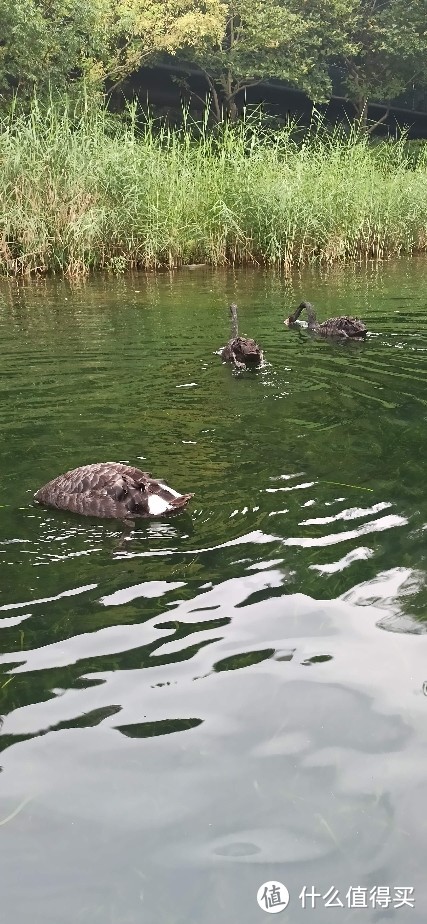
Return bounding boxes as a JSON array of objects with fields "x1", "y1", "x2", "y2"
[
  {"x1": 157, "y1": 482, "x2": 182, "y2": 498},
  {"x1": 148, "y1": 495, "x2": 174, "y2": 516}
]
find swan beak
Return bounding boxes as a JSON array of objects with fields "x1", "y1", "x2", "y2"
[
  {"x1": 170, "y1": 493, "x2": 194, "y2": 510},
  {"x1": 147, "y1": 493, "x2": 193, "y2": 516}
]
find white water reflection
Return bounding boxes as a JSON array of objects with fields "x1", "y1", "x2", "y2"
[
  {"x1": 300, "y1": 501, "x2": 392, "y2": 525},
  {"x1": 2, "y1": 573, "x2": 427, "y2": 924},
  {"x1": 310, "y1": 546, "x2": 374, "y2": 573},
  {"x1": 341, "y1": 565, "x2": 424, "y2": 609},
  {"x1": 115, "y1": 529, "x2": 279, "y2": 559},
  {"x1": 100, "y1": 581, "x2": 186, "y2": 606},
  {"x1": 0, "y1": 582, "x2": 97, "y2": 611},
  {"x1": 284, "y1": 514, "x2": 407, "y2": 547}
]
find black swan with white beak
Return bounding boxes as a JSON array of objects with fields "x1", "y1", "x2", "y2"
[{"x1": 284, "y1": 301, "x2": 367, "y2": 339}]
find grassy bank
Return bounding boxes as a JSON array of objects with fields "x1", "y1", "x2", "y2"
[{"x1": 1, "y1": 97, "x2": 427, "y2": 276}]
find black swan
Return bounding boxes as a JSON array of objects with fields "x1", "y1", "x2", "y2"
[
  {"x1": 34, "y1": 462, "x2": 193, "y2": 520},
  {"x1": 284, "y1": 301, "x2": 367, "y2": 339},
  {"x1": 221, "y1": 303, "x2": 264, "y2": 368}
]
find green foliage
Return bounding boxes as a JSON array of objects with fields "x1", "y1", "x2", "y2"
[
  {"x1": 0, "y1": 0, "x2": 426, "y2": 129},
  {"x1": 0, "y1": 97, "x2": 427, "y2": 276},
  {"x1": 97, "y1": 0, "x2": 226, "y2": 88},
  {"x1": 0, "y1": 0, "x2": 104, "y2": 102},
  {"x1": 0, "y1": 0, "x2": 225, "y2": 103},
  {"x1": 173, "y1": 0, "x2": 353, "y2": 118},
  {"x1": 336, "y1": 0, "x2": 427, "y2": 128}
]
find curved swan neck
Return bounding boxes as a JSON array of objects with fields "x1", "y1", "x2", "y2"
[
  {"x1": 298, "y1": 301, "x2": 317, "y2": 328},
  {"x1": 229, "y1": 303, "x2": 239, "y2": 338}
]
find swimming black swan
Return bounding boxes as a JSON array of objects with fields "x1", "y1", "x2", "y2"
[
  {"x1": 34, "y1": 462, "x2": 193, "y2": 520},
  {"x1": 221, "y1": 303, "x2": 264, "y2": 368},
  {"x1": 284, "y1": 301, "x2": 367, "y2": 339}
]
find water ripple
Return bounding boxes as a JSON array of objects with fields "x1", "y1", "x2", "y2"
[
  {"x1": 1, "y1": 266, "x2": 427, "y2": 924},
  {"x1": 284, "y1": 514, "x2": 408, "y2": 547}
]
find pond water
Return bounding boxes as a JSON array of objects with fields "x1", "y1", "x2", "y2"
[{"x1": 0, "y1": 260, "x2": 427, "y2": 923}]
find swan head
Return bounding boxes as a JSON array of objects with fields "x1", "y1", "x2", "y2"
[
  {"x1": 284, "y1": 301, "x2": 315, "y2": 326},
  {"x1": 134, "y1": 478, "x2": 194, "y2": 517}
]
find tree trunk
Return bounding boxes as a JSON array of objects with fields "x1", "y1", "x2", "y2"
[
  {"x1": 198, "y1": 69, "x2": 222, "y2": 121},
  {"x1": 210, "y1": 81, "x2": 222, "y2": 122},
  {"x1": 221, "y1": 70, "x2": 239, "y2": 121},
  {"x1": 226, "y1": 95, "x2": 239, "y2": 121},
  {"x1": 354, "y1": 96, "x2": 368, "y2": 132}
]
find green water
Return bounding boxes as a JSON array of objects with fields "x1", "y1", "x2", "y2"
[{"x1": 1, "y1": 261, "x2": 427, "y2": 923}]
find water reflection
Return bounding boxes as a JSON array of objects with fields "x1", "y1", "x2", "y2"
[{"x1": 1, "y1": 261, "x2": 427, "y2": 923}]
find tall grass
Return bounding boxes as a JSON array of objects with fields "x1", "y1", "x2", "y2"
[{"x1": 0, "y1": 95, "x2": 426, "y2": 275}]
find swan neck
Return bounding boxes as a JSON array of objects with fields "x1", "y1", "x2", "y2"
[
  {"x1": 302, "y1": 303, "x2": 317, "y2": 327},
  {"x1": 230, "y1": 303, "x2": 239, "y2": 338}
]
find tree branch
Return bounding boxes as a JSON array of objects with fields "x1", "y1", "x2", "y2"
[
  {"x1": 367, "y1": 105, "x2": 390, "y2": 134},
  {"x1": 229, "y1": 77, "x2": 266, "y2": 98},
  {"x1": 197, "y1": 66, "x2": 222, "y2": 121},
  {"x1": 181, "y1": 83, "x2": 217, "y2": 117}
]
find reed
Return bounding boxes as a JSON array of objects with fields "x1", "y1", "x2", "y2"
[{"x1": 0, "y1": 95, "x2": 426, "y2": 275}]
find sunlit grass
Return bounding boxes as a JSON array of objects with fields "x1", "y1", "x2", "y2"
[{"x1": 0, "y1": 95, "x2": 426, "y2": 276}]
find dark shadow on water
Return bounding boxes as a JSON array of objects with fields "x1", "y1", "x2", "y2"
[
  {"x1": 213, "y1": 649, "x2": 275, "y2": 672},
  {"x1": 0, "y1": 705, "x2": 122, "y2": 755},
  {"x1": 115, "y1": 717, "x2": 203, "y2": 738}
]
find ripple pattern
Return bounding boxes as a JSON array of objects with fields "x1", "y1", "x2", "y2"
[{"x1": 1, "y1": 265, "x2": 427, "y2": 924}]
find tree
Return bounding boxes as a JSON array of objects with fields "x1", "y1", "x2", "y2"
[
  {"x1": 0, "y1": 0, "x2": 226, "y2": 103},
  {"x1": 337, "y1": 0, "x2": 427, "y2": 131},
  {"x1": 169, "y1": 0, "x2": 354, "y2": 120},
  {"x1": 0, "y1": 0, "x2": 105, "y2": 102},
  {"x1": 96, "y1": 0, "x2": 227, "y2": 92}
]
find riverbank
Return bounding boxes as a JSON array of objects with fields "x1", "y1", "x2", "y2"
[{"x1": 1, "y1": 98, "x2": 427, "y2": 276}]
